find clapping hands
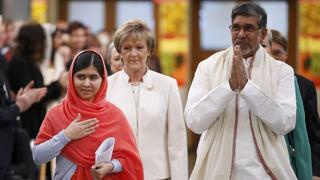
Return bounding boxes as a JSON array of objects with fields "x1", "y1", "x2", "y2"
[{"x1": 15, "y1": 81, "x2": 47, "y2": 112}]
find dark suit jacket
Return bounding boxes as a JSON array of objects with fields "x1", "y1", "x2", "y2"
[
  {"x1": 0, "y1": 70, "x2": 19, "y2": 179},
  {"x1": 0, "y1": 70, "x2": 36, "y2": 180},
  {"x1": 0, "y1": 53, "x2": 8, "y2": 76},
  {"x1": 296, "y1": 74, "x2": 320, "y2": 176}
]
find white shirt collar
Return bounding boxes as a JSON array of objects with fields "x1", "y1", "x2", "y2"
[{"x1": 120, "y1": 68, "x2": 154, "y2": 91}]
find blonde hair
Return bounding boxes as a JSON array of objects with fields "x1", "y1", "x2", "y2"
[{"x1": 113, "y1": 19, "x2": 155, "y2": 55}]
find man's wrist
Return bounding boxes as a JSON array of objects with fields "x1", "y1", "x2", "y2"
[{"x1": 15, "y1": 101, "x2": 24, "y2": 113}]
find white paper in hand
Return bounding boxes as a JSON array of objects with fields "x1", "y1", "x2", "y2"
[{"x1": 95, "y1": 137, "x2": 115, "y2": 164}]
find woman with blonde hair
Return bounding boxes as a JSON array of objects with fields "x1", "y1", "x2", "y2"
[{"x1": 107, "y1": 19, "x2": 188, "y2": 180}]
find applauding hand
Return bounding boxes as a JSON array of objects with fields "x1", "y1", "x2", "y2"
[{"x1": 15, "y1": 81, "x2": 47, "y2": 112}]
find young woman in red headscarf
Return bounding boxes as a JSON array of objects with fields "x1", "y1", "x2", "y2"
[{"x1": 32, "y1": 50, "x2": 143, "y2": 180}]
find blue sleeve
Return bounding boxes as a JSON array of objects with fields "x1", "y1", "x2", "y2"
[
  {"x1": 32, "y1": 130, "x2": 70, "y2": 165},
  {"x1": 111, "y1": 159, "x2": 123, "y2": 173}
]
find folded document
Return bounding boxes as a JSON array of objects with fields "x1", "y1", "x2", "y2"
[{"x1": 95, "y1": 137, "x2": 115, "y2": 164}]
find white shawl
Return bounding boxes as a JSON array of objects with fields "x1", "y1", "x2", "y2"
[{"x1": 190, "y1": 47, "x2": 296, "y2": 180}]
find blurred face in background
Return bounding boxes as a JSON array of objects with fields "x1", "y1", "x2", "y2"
[
  {"x1": 0, "y1": 23, "x2": 7, "y2": 48},
  {"x1": 5, "y1": 23, "x2": 14, "y2": 46},
  {"x1": 271, "y1": 42, "x2": 287, "y2": 62},
  {"x1": 53, "y1": 30, "x2": 70, "y2": 49},
  {"x1": 70, "y1": 28, "x2": 87, "y2": 52},
  {"x1": 110, "y1": 47, "x2": 122, "y2": 73},
  {"x1": 57, "y1": 45, "x2": 71, "y2": 65},
  {"x1": 5, "y1": 21, "x2": 23, "y2": 47},
  {"x1": 53, "y1": 30, "x2": 63, "y2": 49}
]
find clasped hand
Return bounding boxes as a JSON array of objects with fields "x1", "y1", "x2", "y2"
[
  {"x1": 229, "y1": 45, "x2": 248, "y2": 92},
  {"x1": 91, "y1": 163, "x2": 114, "y2": 180}
]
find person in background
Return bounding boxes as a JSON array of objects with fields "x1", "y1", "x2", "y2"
[
  {"x1": 42, "y1": 42, "x2": 71, "y2": 111},
  {"x1": 185, "y1": 2, "x2": 296, "y2": 179},
  {"x1": 33, "y1": 50, "x2": 143, "y2": 180},
  {"x1": 0, "y1": 21, "x2": 8, "y2": 75},
  {"x1": 87, "y1": 34, "x2": 114, "y2": 76},
  {"x1": 270, "y1": 29, "x2": 320, "y2": 180},
  {"x1": 50, "y1": 28, "x2": 70, "y2": 66},
  {"x1": 68, "y1": 21, "x2": 88, "y2": 60},
  {"x1": 45, "y1": 42, "x2": 71, "y2": 86},
  {"x1": 55, "y1": 20, "x2": 69, "y2": 32},
  {"x1": 0, "y1": 68, "x2": 46, "y2": 179},
  {"x1": 1, "y1": 20, "x2": 23, "y2": 62},
  {"x1": 106, "y1": 42, "x2": 122, "y2": 74},
  {"x1": 97, "y1": 29, "x2": 111, "y2": 61},
  {"x1": 7, "y1": 22, "x2": 65, "y2": 139},
  {"x1": 147, "y1": 53, "x2": 162, "y2": 73},
  {"x1": 87, "y1": 33, "x2": 110, "y2": 68},
  {"x1": 262, "y1": 28, "x2": 312, "y2": 180},
  {"x1": 107, "y1": 19, "x2": 188, "y2": 180},
  {"x1": 41, "y1": 24, "x2": 69, "y2": 88},
  {"x1": 54, "y1": 43, "x2": 72, "y2": 81},
  {"x1": 87, "y1": 34, "x2": 102, "y2": 52}
]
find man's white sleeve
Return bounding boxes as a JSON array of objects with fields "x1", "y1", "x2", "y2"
[
  {"x1": 185, "y1": 64, "x2": 236, "y2": 134},
  {"x1": 239, "y1": 65, "x2": 296, "y2": 135}
]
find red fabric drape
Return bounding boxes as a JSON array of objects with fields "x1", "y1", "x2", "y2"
[{"x1": 35, "y1": 50, "x2": 143, "y2": 180}]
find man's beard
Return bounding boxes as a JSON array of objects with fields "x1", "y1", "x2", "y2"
[
  {"x1": 237, "y1": 43, "x2": 253, "y2": 58},
  {"x1": 234, "y1": 40, "x2": 253, "y2": 58},
  {"x1": 239, "y1": 44, "x2": 252, "y2": 57}
]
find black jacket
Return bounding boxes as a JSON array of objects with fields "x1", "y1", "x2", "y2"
[
  {"x1": 0, "y1": 70, "x2": 36, "y2": 180},
  {"x1": 0, "y1": 53, "x2": 8, "y2": 76},
  {"x1": 296, "y1": 74, "x2": 320, "y2": 176},
  {"x1": 7, "y1": 55, "x2": 62, "y2": 139},
  {"x1": 0, "y1": 70, "x2": 19, "y2": 179}
]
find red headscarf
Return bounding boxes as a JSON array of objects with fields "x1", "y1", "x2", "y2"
[{"x1": 35, "y1": 50, "x2": 143, "y2": 180}]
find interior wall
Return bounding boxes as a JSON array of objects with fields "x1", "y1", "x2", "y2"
[{"x1": 2, "y1": 0, "x2": 30, "y2": 21}]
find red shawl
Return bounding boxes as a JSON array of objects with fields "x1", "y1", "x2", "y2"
[{"x1": 35, "y1": 50, "x2": 143, "y2": 180}]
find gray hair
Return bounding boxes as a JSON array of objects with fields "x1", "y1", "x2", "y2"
[
  {"x1": 266, "y1": 28, "x2": 273, "y2": 47},
  {"x1": 107, "y1": 42, "x2": 115, "y2": 63},
  {"x1": 231, "y1": 2, "x2": 267, "y2": 28}
]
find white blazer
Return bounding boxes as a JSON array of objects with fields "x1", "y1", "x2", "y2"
[{"x1": 107, "y1": 70, "x2": 188, "y2": 180}]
